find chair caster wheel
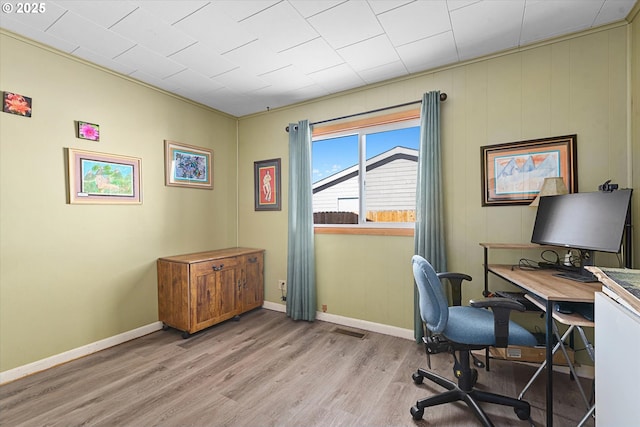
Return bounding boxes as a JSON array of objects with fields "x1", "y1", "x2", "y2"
[
  {"x1": 410, "y1": 405, "x2": 424, "y2": 420},
  {"x1": 412, "y1": 372, "x2": 424, "y2": 384},
  {"x1": 515, "y1": 406, "x2": 531, "y2": 421}
]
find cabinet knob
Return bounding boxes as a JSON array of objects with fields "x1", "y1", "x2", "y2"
[{"x1": 212, "y1": 264, "x2": 224, "y2": 271}]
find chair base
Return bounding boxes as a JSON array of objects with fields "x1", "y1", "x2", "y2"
[{"x1": 410, "y1": 367, "x2": 531, "y2": 427}]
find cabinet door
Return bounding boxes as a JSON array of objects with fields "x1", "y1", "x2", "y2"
[
  {"x1": 190, "y1": 259, "x2": 240, "y2": 332},
  {"x1": 241, "y1": 253, "x2": 264, "y2": 312}
]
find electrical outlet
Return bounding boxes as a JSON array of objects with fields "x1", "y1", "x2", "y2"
[{"x1": 278, "y1": 280, "x2": 286, "y2": 290}]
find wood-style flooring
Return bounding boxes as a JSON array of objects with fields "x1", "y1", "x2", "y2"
[{"x1": 0, "y1": 309, "x2": 595, "y2": 426}]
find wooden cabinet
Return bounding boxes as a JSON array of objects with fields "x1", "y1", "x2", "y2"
[{"x1": 157, "y1": 247, "x2": 264, "y2": 338}]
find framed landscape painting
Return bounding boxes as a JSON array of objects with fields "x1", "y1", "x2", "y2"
[
  {"x1": 164, "y1": 140, "x2": 213, "y2": 189},
  {"x1": 480, "y1": 135, "x2": 577, "y2": 206},
  {"x1": 67, "y1": 148, "x2": 142, "y2": 204}
]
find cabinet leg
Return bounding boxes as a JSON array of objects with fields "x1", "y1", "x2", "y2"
[
  {"x1": 233, "y1": 315, "x2": 241, "y2": 321},
  {"x1": 181, "y1": 331, "x2": 191, "y2": 339}
]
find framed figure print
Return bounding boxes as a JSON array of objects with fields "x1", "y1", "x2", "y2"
[
  {"x1": 480, "y1": 135, "x2": 577, "y2": 206},
  {"x1": 164, "y1": 140, "x2": 213, "y2": 189},
  {"x1": 67, "y1": 148, "x2": 142, "y2": 204},
  {"x1": 254, "y1": 158, "x2": 281, "y2": 211}
]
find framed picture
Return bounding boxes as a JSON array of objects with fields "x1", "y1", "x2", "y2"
[
  {"x1": 67, "y1": 148, "x2": 142, "y2": 204},
  {"x1": 2, "y1": 91, "x2": 32, "y2": 117},
  {"x1": 76, "y1": 121, "x2": 100, "y2": 141},
  {"x1": 164, "y1": 140, "x2": 213, "y2": 189},
  {"x1": 480, "y1": 134, "x2": 577, "y2": 206},
  {"x1": 254, "y1": 158, "x2": 281, "y2": 211}
]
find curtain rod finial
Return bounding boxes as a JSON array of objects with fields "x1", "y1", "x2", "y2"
[{"x1": 439, "y1": 93, "x2": 447, "y2": 102}]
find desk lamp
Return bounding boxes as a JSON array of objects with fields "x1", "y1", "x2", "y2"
[{"x1": 530, "y1": 177, "x2": 568, "y2": 207}]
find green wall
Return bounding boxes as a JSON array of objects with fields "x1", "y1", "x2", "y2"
[
  {"x1": 0, "y1": 32, "x2": 238, "y2": 372},
  {"x1": 238, "y1": 23, "x2": 638, "y2": 340},
  {"x1": 1, "y1": 12, "x2": 639, "y2": 374}
]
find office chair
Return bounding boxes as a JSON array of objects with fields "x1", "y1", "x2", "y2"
[{"x1": 410, "y1": 255, "x2": 538, "y2": 427}]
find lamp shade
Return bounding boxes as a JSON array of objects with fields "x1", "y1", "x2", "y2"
[{"x1": 529, "y1": 177, "x2": 568, "y2": 207}]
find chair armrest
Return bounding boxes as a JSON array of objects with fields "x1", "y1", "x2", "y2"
[
  {"x1": 469, "y1": 297, "x2": 526, "y2": 348},
  {"x1": 437, "y1": 272, "x2": 472, "y2": 306}
]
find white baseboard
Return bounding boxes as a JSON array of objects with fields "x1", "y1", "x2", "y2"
[
  {"x1": 0, "y1": 322, "x2": 163, "y2": 385},
  {"x1": 261, "y1": 301, "x2": 415, "y2": 340}
]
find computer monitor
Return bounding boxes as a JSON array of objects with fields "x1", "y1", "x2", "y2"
[{"x1": 531, "y1": 189, "x2": 632, "y2": 282}]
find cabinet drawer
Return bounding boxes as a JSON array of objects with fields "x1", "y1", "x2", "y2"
[{"x1": 191, "y1": 257, "x2": 238, "y2": 274}]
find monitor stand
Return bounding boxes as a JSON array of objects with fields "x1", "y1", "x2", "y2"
[{"x1": 553, "y1": 249, "x2": 598, "y2": 283}]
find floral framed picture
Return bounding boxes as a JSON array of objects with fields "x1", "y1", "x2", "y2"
[
  {"x1": 2, "y1": 91, "x2": 32, "y2": 117},
  {"x1": 254, "y1": 158, "x2": 281, "y2": 211},
  {"x1": 164, "y1": 140, "x2": 213, "y2": 189},
  {"x1": 77, "y1": 121, "x2": 100, "y2": 141},
  {"x1": 480, "y1": 134, "x2": 577, "y2": 206},
  {"x1": 67, "y1": 148, "x2": 142, "y2": 204}
]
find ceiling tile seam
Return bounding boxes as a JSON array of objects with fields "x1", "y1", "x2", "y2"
[
  {"x1": 107, "y1": 6, "x2": 140, "y2": 29},
  {"x1": 166, "y1": 40, "x2": 199, "y2": 58},
  {"x1": 517, "y1": 1, "x2": 527, "y2": 47},
  {"x1": 300, "y1": 0, "x2": 349, "y2": 20},
  {"x1": 277, "y1": 35, "x2": 323, "y2": 54},
  {"x1": 162, "y1": 67, "x2": 190, "y2": 80},
  {"x1": 112, "y1": 44, "x2": 137, "y2": 60},
  {"x1": 237, "y1": 0, "x2": 285, "y2": 23},
  {"x1": 43, "y1": 9, "x2": 67, "y2": 32},
  {"x1": 170, "y1": 2, "x2": 212, "y2": 26},
  {"x1": 220, "y1": 38, "x2": 260, "y2": 56}
]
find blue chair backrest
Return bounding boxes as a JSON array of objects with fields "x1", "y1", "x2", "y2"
[{"x1": 412, "y1": 255, "x2": 449, "y2": 334}]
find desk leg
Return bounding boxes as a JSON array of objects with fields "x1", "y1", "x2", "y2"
[{"x1": 545, "y1": 299, "x2": 554, "y2": 427}]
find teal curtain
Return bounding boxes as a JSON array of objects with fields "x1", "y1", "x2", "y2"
[
  {"x1": 286, "y1": 120, "x2": 316, "y2": 321},
  {"x1": 414, "y1": 91, "x2": 446, "y2": 342}
]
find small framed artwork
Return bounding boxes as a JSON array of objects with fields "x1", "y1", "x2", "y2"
[
  {"x1": 2, "y1": 91, "x2": 32, "y2": 117},
  {"x1": 164, "y1": 140, "x2": 213, "y2": 189},
  {"x1": 77, "y1": 121, "x2": 100, "y2": 141},
  {"x1": 67, "y1": 148, "x2": 142, "y2": 204},
  {"x1": 480, "y1": 134, "x2": 577, "y2": 206},
  {"x1": 254, "y1": 158, "x2": 281, "y2": 211}
]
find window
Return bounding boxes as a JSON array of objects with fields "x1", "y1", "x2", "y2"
[{"x1": 312, "y1": 118, "x2": 420, "y2": 226}]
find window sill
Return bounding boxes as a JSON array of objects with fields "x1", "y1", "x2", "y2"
[{"x1": 314, "y1": 226, "x2": 414, "y2": 236}]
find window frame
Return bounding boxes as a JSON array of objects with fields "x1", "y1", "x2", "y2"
[{"x1": 312, "y1": 114, "x2": 420, "y2": 234}]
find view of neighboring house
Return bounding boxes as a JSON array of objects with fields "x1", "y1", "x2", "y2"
[{"x1": 312, "y1": 146, "x2": 418, "y2": 223}]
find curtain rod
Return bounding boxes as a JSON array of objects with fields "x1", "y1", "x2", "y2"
[{"x1": 285, "y1": 92, "x2": 447, "y2": 132}]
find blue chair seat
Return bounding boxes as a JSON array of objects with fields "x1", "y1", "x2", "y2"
[{"x1": 445, "y1": 306, "x2": 538, "y2": 347}]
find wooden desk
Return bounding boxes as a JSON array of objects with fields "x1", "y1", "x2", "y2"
[{"x1": 487, "y1": 264, "x2": 599, "y2": 427}]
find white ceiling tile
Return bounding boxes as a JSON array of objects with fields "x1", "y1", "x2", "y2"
[
  {"x1": 308, "y1": 1, "x2": 383, "y2": 49},
  {"x1": 0, "y1": 16, "x2": 77, "y2": 52},
  {"x1": 214, "y1": 67, "x2": 270, "y2": 93},
  {"x1": 260, "y1": 65, "x2": 316, "y2": 91},
  {"x1": 168, "y1": 42, "x2": 237, "y2": 78},
  {"x1": 163, "y1": 68, "x2": 223, "y2": 97},
  {"x1": 451, "y1": 0, "x2": 525, "y2": 60},
  {"x1": 73, "y1": 47, "x2": 137, "y2": 75},
  {"x1": 307, "y1": 63, "x2": 366, "y2": 94},
  {"x1": 289, "y1": 0, "x2": 346, "y2": 18},
  {"x1": 280, "y1": 38, "x2": 344, "y2": 74},
  {"x1": 594, "y1": 0, "x2": 637, "y2": 25},
  {"x1": 222, "y1": 40, "x2": 290, "y2": 75},
  {"x1": 239, "y1": 1, "x2": 318, "y2": 52},
  {"x1": 172, "y1": 3, "x2": 257, "y2": 54},
  {"x1": 110, "y1": 7, "x2": 196, "y2": 56},
  {"x1": 46, "y1": 11, "x2": 136, "y2": 58},
  {"x1": 214, "y1": 0, "x2": 280, "y2": 21},
  {"x1": 357, "y1": 60, "x2": 408, "y2": 85},
  {"x1": 378, "y1": 0, "x2": 451, "y2": 46},
  {"x1": 1, "y1": 1, "x2": 66, "y2": 31},
  {"x1": 521, "y1": 0, "x2": 607, "y2": 45},
  {"x1": 136, "y1": 1, "x2": 208, "y2": 24},
  {"x1": 396, "y1": 31, "x2": 459, "y2": 73},
  {"x1": 53, "y1": 1, "x2": 137, "y2": 28},
  {"x1": 115, "y1": 45, "x2": 185, "y2": 79},
  {"x1": 367, "y1": 0, "x2": 414, "y2": 15},
  {"x1": 337, "y1": 34, "x2": 400, "y2": 71},
  {"x1": 2, "y1": 0, "x2": 635, "y2": 117}
]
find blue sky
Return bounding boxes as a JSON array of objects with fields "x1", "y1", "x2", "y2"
[{"x1": 312, "y1": 126, "x2": 420, "y2": 183}]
